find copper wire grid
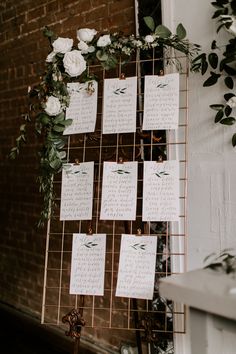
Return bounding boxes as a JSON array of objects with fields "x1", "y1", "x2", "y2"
[{"x1": 41, "y1": 53, "x2": 188, "y2": 337}]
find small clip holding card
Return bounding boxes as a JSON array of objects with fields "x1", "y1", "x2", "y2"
[
  {"x1": 117, "y1": 156, "x2": 124, "y2": 164},
  {"x1": 74, "y1": 159, "x2": 80, "y2": 165},
  {"x1": 87, "y1": 227, "x2": 93, "y2": 235},
  {"x1": 119, "y1": 73, "x2": 126, "y2": 80},
  {"x1": 136, "y1": 228, "x2": 142, "y2": 236},
  {"x1": 159, "y1": 69, "x2": 164, "y2": 76},
  {"x1": 157, "y1": 155, "x2": 163, "y2": 163}
]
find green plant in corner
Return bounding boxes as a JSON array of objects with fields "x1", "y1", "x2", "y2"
[{"x1": 192, "y1": 0, "x2": 236, "y2": 147}]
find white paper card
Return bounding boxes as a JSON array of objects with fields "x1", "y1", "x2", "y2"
[
  {"x1": 70, "y1": 233, "x2": 106, "y2": 295},
  {"x1": 143, "y1": 73, "x2": 179, "y2": 130},
  {"x1": 142, "y1": 160, "x2": 180, "y2": 221},
  {"x1": 116, "y1": 234, "x2": 157, "y2": 299},
  {"x1": 60, "y1": 161, "x2": 94, "y2": 220},
  {"x1": 64, "y1": 81, "x2": 98, "y2": 134},
  {"x1": 102, "y1": 77, "x2": 137, "y2": 134},
  {"x1": 100, "y1": 161, "x2": 138, "y2": 220}
]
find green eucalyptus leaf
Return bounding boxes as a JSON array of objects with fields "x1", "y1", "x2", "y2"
[
  {"x1": 214, "y1": 109, "x2": 224, "y2": 123},
  {"x1": 63, "y1": 118, "x2": 73, "y2": 127},
  {"x1": 203, "y1": 72, "x2": 221, "y2": 86},
  {"x1": 201, "y1": 60, "x2": 208, "y2": 75},
  {"x1": 49, "y1": 158, "x2": 62, "y2": 170},
  {"x1": 223, "y1": 64, "x2": 236, "y2": 76},
  {"x1": 211, "y1": 2, "x2": 224, "y2": 8},
  {"x1": 220, "y1": 117, "x2": 235, "y2": 125},
  {"x1": 208, "y1": 53, "x2": 218, "y2": 69},
  {"x1": 232, "y1": 133, "x2": 236, "y2": 146},
  {"x1": 225, "y1": 105, "x2": 232, "y2": 117},
  {"x1": 53, "y1": 112, "x2": 65, "y2": 124},
  {"x1": 231, "y1": 0, "x2": 236, "y2": 11},
  {"x1": 210, "y1": 104, "x2": 224, "y2": 110},
  {"x1": 53, "y1": 124, "x2": 65, "y2": 132},
  {"x1": 43, "y1": 26, "x2": 55, "y2": 38},
  {"x1": 143, "y1": 16, "x2": 155, "y2": 31},
  {"x1": 191, "y1": 53, "x2": 206, "y2": 64},
  {"x1": 96, "y1": 50, "x2": 108, "y2": 61},
  {"x1": 224, "y1": 93, "x2": 235, "y2": 101},
  {"x1": 211, "y1": 40, "x2": 218, "y2": 49},
  {"x1": 155, "y1": 25, "x2": 172, "y2": 38},
  {"x1": 58, "y1": 151, "x2": 66, "y2": 159},
  {"x1": 176, "y1": 23, "x2": 186, "y2": 39},
  {"x1": 224, "y1": 76, "x2": 234, "y2": 89},
  {"x1": 212, "y1": 8, "x2": 226, "y2": 19}
]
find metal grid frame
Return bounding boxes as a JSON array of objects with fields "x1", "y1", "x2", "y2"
[{"x1": 41, "y1": 52, "x2": 188, "y2": 337}]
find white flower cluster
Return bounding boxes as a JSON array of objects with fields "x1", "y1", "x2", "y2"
[{"x1": 43, "y1": 28, "x2": 163, "y2": 116}]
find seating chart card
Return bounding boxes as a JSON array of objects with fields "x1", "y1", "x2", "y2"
[
  {"x1": 60, "y1": 161, "x2": 94, "y2": 220},
  {"x1": 69, "y1": 233, "x2": 106, "y2": 296},
  {"x1": 102, "y1": 77, "x2": 137, "y2": 134},
  {"x1": 143, "y1": 73, "x2": 179, "y2": 130},
  {"x1": 142, "y1": 160, "x2": 180, "y2": 221},
  {"x1": 64, "y1": 80, "x2": 98, "y2": 134},
  {"x1": 115, "y1": 234, "x2": 157, "y2": 300},
  {"x1": 100, "y1": 161, "x2": 138, "y2": 220}
]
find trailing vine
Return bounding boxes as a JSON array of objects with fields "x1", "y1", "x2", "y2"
[
  {"x1": 10, "y1": 17, "x2": 199, "y2": 227},
  {"x1": 191, "y1": 0, "x2": 236, "y2": 146}
]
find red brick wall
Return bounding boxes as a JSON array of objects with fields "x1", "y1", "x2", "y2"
[{"x1": 0, "y1": 0, "x2": 135, "y2": 349}]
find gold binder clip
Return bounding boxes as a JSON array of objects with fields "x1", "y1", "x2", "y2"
[
  {"x1": 87, "y1": 227, "x2": 93, "y2": 235},
  {"x1": 157, "y1": 155, "x2": 163, "y2": 163},
  {"x1": 136, "y1": 228, "x2": 142, "y2": 236},
  {"x1": 74, "y1": 159, "x2": 80, "y2": 165},
  {"x1": 159, "y1": 70, "x2": 164, "y2": 76},
  {"x1": 119, "y1": 73, "x2": 126, "y2": 80},
  {"x1": 117, "y1": 156, "x2": 124, "y2": 164}
]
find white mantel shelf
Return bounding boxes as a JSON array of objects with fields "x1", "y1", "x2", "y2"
[{"x1": 159, "y1": 268, "x2": 236, "y2": 321}]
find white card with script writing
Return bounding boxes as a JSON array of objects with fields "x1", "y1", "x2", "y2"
[
  {"x1": 115, "y1": 234, "x2": 157, "y2": 299},
  {"x1": 64, "y1": 81, "x2": 98, "y2": 134},
  {"x1": 100, "y1": 161, "x2": 138, "y2": 220},
  {"x1": 142, "y1": 160, "x2": 180, "y2": 221},
  {"x1": 69, "y1": 233, "x2": 106, "y2": 295},
  {"x1": 143, "y1": 73, "x2": 179, "y2": 130},
  {"x1": 102, "y1": 77, "x2": 137, "y2": 134},
  {"x1": 60, "y1": 162, "x2": 94, "y2": 220}
]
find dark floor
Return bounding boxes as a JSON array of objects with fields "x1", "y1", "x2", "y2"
[{"x1": 0, "y1": 303, "x2": 94, "y2": 354}]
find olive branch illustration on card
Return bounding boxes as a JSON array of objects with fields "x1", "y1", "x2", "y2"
[
  {"x1": 131, "y1": 243, "x2": 146, "y2": 251},
  {"x1": 83, "y1": 241, "x2": 98, "y2": 248},
  {"x1": 154, "y1": 171, "x2": 169, "y2": 178},
  {"x1": 112, "y1": 169, "x2": 130, "y2": 175},
  {"x1": 156, "y1": 83, "x2": 168, "y2": 89},
  {"x1": 113, "y1": 87, "x2": 127, "y2": 95}
]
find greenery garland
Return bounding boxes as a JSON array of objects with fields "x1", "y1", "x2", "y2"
[
  {"x1": 192, "y1": 0, "x2": 236, "y2": 146},
  {"x1": 10, "y1": 16, "x2": 199, "y2": 227}
]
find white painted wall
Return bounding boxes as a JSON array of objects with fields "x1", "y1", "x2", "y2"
[{"x1": 163, "y1": 0, "x2": 236, "y2": 271}]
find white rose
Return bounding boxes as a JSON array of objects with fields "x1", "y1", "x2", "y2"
[
  {"x1": 227, "y1": 96, "x2": 236, "y2": 108},
  {"x1": 97, "y1": 34, "x2": 111, "y2": 47},
  {"x1": 52, "y1": 37, "x2": 73, "y2": 53},
  {"x1": 63, "y1": 50, "x2": 86, "y2": 77},
  {"x1": 144, "y1": 35, "x2": 155, "y2": 43},
  {"x1": 46, "y1": 51, "x2": 56, "y2": 63},
  {"x1": 45, "y1": 96, "x2": 62, "y2": 116},
  {"x1": 77, "y1": 40, "x2": 95, "y2": 54},
  {"x1": 77, "y1": 28, "x2": 97, "y2": 43}
]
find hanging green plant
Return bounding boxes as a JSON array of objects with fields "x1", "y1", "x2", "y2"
[
  {"x1": 10, "y1": 17, "x2": 199, "y2": 227},
  {"x1": 191, "y1": 0, "x2": 236, "y2": 146}
]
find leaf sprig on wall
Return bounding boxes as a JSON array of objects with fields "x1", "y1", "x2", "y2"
[{"x1": 191, "y1": 0, "x2": 236, "y2": 146}]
